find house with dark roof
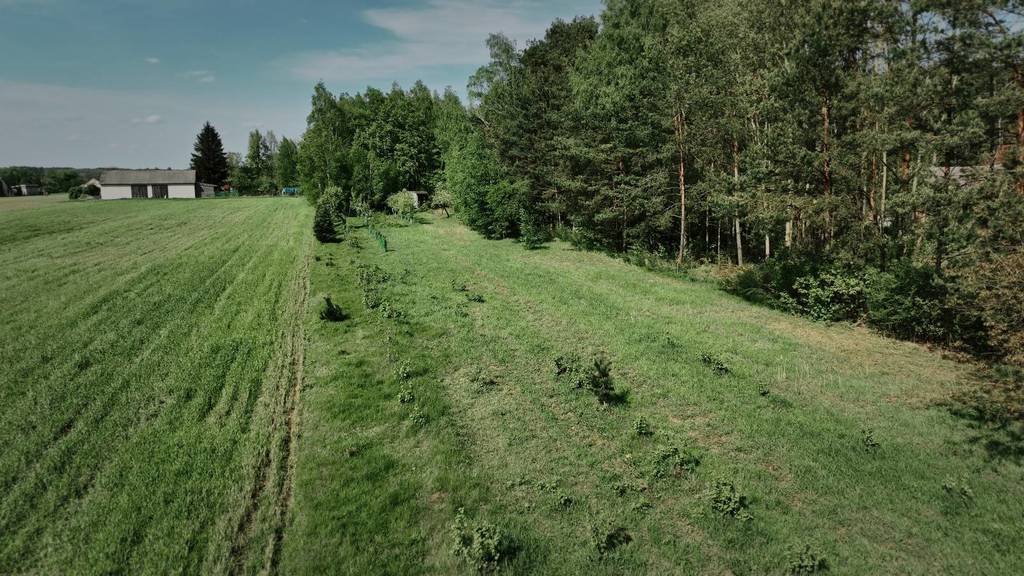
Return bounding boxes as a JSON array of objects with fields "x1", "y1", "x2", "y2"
[{"x1": 99, "y1": 169, "x2": 215, "y2": 200}]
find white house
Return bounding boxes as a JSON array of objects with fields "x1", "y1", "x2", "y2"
[{"x1": 99, "y1": 170, "x2": 215, "y2": 200}]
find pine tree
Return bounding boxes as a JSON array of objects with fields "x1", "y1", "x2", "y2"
[
  {"x1": 313, "y1": 194, "x2": 337, "y2": 242},
  {"x1": 189, "y1": 122, "x2": 229, "y2": 187}
]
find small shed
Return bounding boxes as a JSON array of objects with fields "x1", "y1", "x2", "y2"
[
  {"x1": 281, "y1": 187, "x2": 300, "y2": 197},
  {"x1": 407, "y1": 190, "x2": 429, "y2": 208},
  {"x1": 99, "y1": 170, "x2": 214, "y2": 199}
]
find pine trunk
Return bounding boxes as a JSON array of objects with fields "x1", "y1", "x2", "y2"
[
  {"x1": 734, "y1": 217, "x2": 744, "y2": 266},
  {"x1": 822, "y1": 97, "x2": 833, "y2": 242},
  {"x1": 674, "y1": 113, "x2": 687, "y2": 263}
]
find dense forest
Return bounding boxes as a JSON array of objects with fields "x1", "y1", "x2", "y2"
[{"x1": 297, "y1": 0, "x2": 1024, "y2": 366}]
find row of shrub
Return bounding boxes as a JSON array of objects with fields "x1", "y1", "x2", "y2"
[{"x1": 723, "y1": 252, "x2": 1024, "y2": 365}]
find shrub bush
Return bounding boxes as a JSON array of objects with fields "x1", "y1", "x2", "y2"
[
  {"x1": 709, "y1": 480, "x2": 751, "y2": 520},
  {"x1": 313, "y1": 195, "x2": 338, "y2": 243},
  {"x1": 451, "y1": 509, "x2": 512, "y2": 573}
]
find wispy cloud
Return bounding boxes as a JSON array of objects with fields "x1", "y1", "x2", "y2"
[
  {"x1": 184, "y1": 70, "x2": 216, "y2": 83},
  {"x1": 131, "y1": 114, "x2": 163, "y2": 124},
  {"x1": 282, "y1": 0, "x2": 593, "y2": 87},
  {"x1": 144, "y1": 57, "x2": 160, "y2": 65}
]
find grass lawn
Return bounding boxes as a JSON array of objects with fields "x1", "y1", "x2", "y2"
[
  {"x1": 285, "y1": 213, "x2": 1024, "y2": 575},
  {"x1": 0, "y1": 197, "x2": 312, "y2": 574},
  {"x1": 2, "y1": 199, "x2": 1021, "y2": 574},
  {"x1": 0, "y1": 194, "x2": 69, "y2": 213}
]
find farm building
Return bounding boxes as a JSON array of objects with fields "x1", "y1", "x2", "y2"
[
  {"x1": 100, "y1": 170, "x2": 215, "y2": 200},
  {"x1": 407, "y1": 190, "x2": 429, "y2": 208}
]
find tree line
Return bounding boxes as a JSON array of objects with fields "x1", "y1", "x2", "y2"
[
  {"x1": 297, "y1": 0, "x2": 1023, "y2": 365},
  {"x1": 190, "y1": 121, "x2": 299, "y2": 195}
]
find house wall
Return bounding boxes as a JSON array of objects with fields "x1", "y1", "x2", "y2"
[
  {"x1": 100, "y1": 184, "x2": 197, "y2": 200},
  {"x1": 100, "y1": 185, "x2": 132, "y2": 200},
  {"x1": 168, "y1": 184, "x2": 196, "y2": 199}
]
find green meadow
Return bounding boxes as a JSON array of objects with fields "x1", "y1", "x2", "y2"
[
  {"x1": 287, "y1": 214, "x2": 1024, "y2": 575},
  {"x1": 1, "y1": 198, "x2": 1021, "y2": 574},
  {"x1": 0, "y1": 197, "x2": 311, "y2": 574}
]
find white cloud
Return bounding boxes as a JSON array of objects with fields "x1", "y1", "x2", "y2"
[
  {"x1": 184, "y1": 70, "x2": 216, "y2": 83},
  {"x1": 131, "y1": 114, "x2": 163, "y2": 124},
  {"x1": 283, "y1": 0, "x2": 599, "y2": 89},
  {"x1": 145, "y1": 57, "x2": 160, "y2": 64}
]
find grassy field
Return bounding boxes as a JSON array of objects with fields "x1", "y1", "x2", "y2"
[
  {"x1": 2, "y1": 199, "x2": 1022, "y2": 574},
  {"x1": 0, "y1": 194, "x2": 69, "y2": 213},
  {"x1": 285, "y1": 214, "x2": 1024, "y2": 575},
  {"x1": 0, "y1": 197, "x2": 312, "y2": 574}
]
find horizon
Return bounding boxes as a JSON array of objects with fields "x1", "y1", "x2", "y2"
[{"x1": 0, "y1": 0, "x2": 600, "y2": 169}]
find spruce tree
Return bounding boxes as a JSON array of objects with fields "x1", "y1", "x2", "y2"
[
  {"x1": 313, "y1": 194, "x2": 337, "y2": 243},
  {"x1": 189, "y1": 122, "x2": 229, "y2": 187}
]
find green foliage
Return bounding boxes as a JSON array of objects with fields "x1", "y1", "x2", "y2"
[
  {"x1": 633, "y1": 416, "x2": 653, "y2": 437},
  {"x1": 313, "y1": 195, "x2": 338, "y2": 243},
  {"x1": 386, "y1": 191, "x2": 416, "y2": 216},
  {"x1": 189, "y1": 122, "x2": 229, "y2": 187},
  {"x1": 861, "y1": 429, "x2": 881, "y2": 453},
  {"x1": 942, "y1": 476, "x2": 974, "y2": 505},
  {"x1": 787, "y1": 545, "x2": 830, "y2": 574},
  {"x1": 709, "y1": 480, "x2": 752, "y2": 521},
  {"x1": 555, "y1": 352, "x2": 621, "y2": 404},
  {"x1": 652, "y1": 446, "x2": 700, "y2": 479},
  {"x1": 318, "y1": 296, "x2": 346, "y2": 321},
  {"x1": 450, "y1": 508, "x2": 511, "y2": 573},
  {"x1": 591, "y1": 524, "x2": 632, "y2": 558},
  {"x1": 699, "y1": 352, "x2": 730, "y2": 376}
]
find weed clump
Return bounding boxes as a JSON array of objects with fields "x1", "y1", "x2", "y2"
[
  {"x1": 451, "y1": 508, "x2": 512, "y2": 573},
  {"x1": 451, "y1": 280, "x2": 469, "y2": 292},
  {"x1": 398, "y1": 387, "x2": 415, "y2": 404},
  {"x1": 652, "y1": 446, "x2": 700, "y2": 478},
  {"x1": 557, "y1": 494, "x2": 574, "y2": 509},
  {"x1": 699, "y1": 352, "x2": 730, "y2": 375},
  {"x1": 633, "y1": 416, "x2": 654, "y2": 437},
  {"x1": 555, "y1": 352, "x2": 623, "y2": 404},
  {"x1": 942, "y1": 476, "x2": 974, "y2": 505},
  {"x1": 592, "y1": 524, "x2": 632, "y2": 558},
  {"x1": 709, "y1": 480, "x2": 752, "y2": 521},
  {"x1": 861, "y1": 429, "x2": 881, "y2": 452},
  {"x1": 409, "y1": 406, "x2": 428, "y2": 426},
  {"x1": 787, "y1": 544, "x2": 829, "y2": 574},
  {"x1": 467, "y1": 293, "x2": 485, "y2": 303},
  {"x1": 319, "y1": 296, "x2": 347, "y2": 322}
]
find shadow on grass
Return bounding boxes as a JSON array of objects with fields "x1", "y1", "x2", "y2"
[{"x1": 945, "y1": 366, "x2": 1024, "y2": 463}]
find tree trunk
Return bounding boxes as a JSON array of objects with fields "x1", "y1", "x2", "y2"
[
  {"x1": 764, "y1": 233, "x2": 771, "y2": 259},
  {"x1": 734, "y1": 217, "x2": 744, "y2": 266},
  {"x1": 822, "y1": 97, "x2": 833, "y2": 242},
  {"x1": 785, "y1": 219, "x2": 793, "y2": 248},
  {"x1": 879, "y1": 149, "x2": 887, "y2": 232},
  {"x1": 674, "y1": 112, "x2": 688, "y2": 263},
  {"x1": 1018, "y1": 101, "x2": 1024, "y2": 193},
  {"x1": 732, "y1": 138, "x2": 743, "y2": 266}
]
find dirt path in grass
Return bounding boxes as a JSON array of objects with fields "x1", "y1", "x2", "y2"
[{"x1": 228, "y1": 232, "x2": 311, "y2": 575}]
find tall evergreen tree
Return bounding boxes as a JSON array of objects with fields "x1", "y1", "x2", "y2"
[{"x1": 189, "y1": 122, "x2": 229, "y2": 187}]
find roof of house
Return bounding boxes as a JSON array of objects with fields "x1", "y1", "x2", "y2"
[{"x1": 101, "y1": 170, "x2": 197, "y2": 186}]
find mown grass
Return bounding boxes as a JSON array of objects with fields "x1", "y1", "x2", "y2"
[
  {"x1": 285, "y1": 213, "x2": 1024, "y2": 575},
  {"x1": 0, "y1": 197, "x2": 312, "y2": 574}
]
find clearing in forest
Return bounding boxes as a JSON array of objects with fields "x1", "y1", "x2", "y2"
[{"x1": 285, "y1": 213, "x2": 1023, "y2": 575}]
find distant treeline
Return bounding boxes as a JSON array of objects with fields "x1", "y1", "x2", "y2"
[
  {"x1": 298, "y1": 0, "x2": 1023, "y2": 365},
  {"x1": 0, "y1": 166, "x2": 107, "y2": 193}
]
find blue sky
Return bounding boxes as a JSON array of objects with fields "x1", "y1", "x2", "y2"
[{"x1": 0, "y1": 0, "x2": 602, "y2": 168}]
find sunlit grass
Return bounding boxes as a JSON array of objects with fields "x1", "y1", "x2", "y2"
[{"x1": 286, "y1": 213, "x2": 1023, "y2": 575}]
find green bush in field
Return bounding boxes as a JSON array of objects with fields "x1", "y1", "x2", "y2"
[
  {"x1": 709, "y1": 480, "x2": 752, "y2": 521},
  {"x1": 314, "y1": 195, "x2": 338, "y2": 243},
  {"x1": 451, "y1": 508, "x2": 511, "y2": 573},
  {"x1": 592, "y1": 524, "x2": 632, "y2": 558},
  {"x1": 555, "y1": 352, "x2": 621, "y2": 404},
  {"x1": 318, "y1": 296, "x2": 346, "y2": 321},
  {"x1": 633, "y1": 416, "x2": 654, "y2": 437},
  {"x1": 787, "y1": 545, "x2": 830, "y2": 574}
]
